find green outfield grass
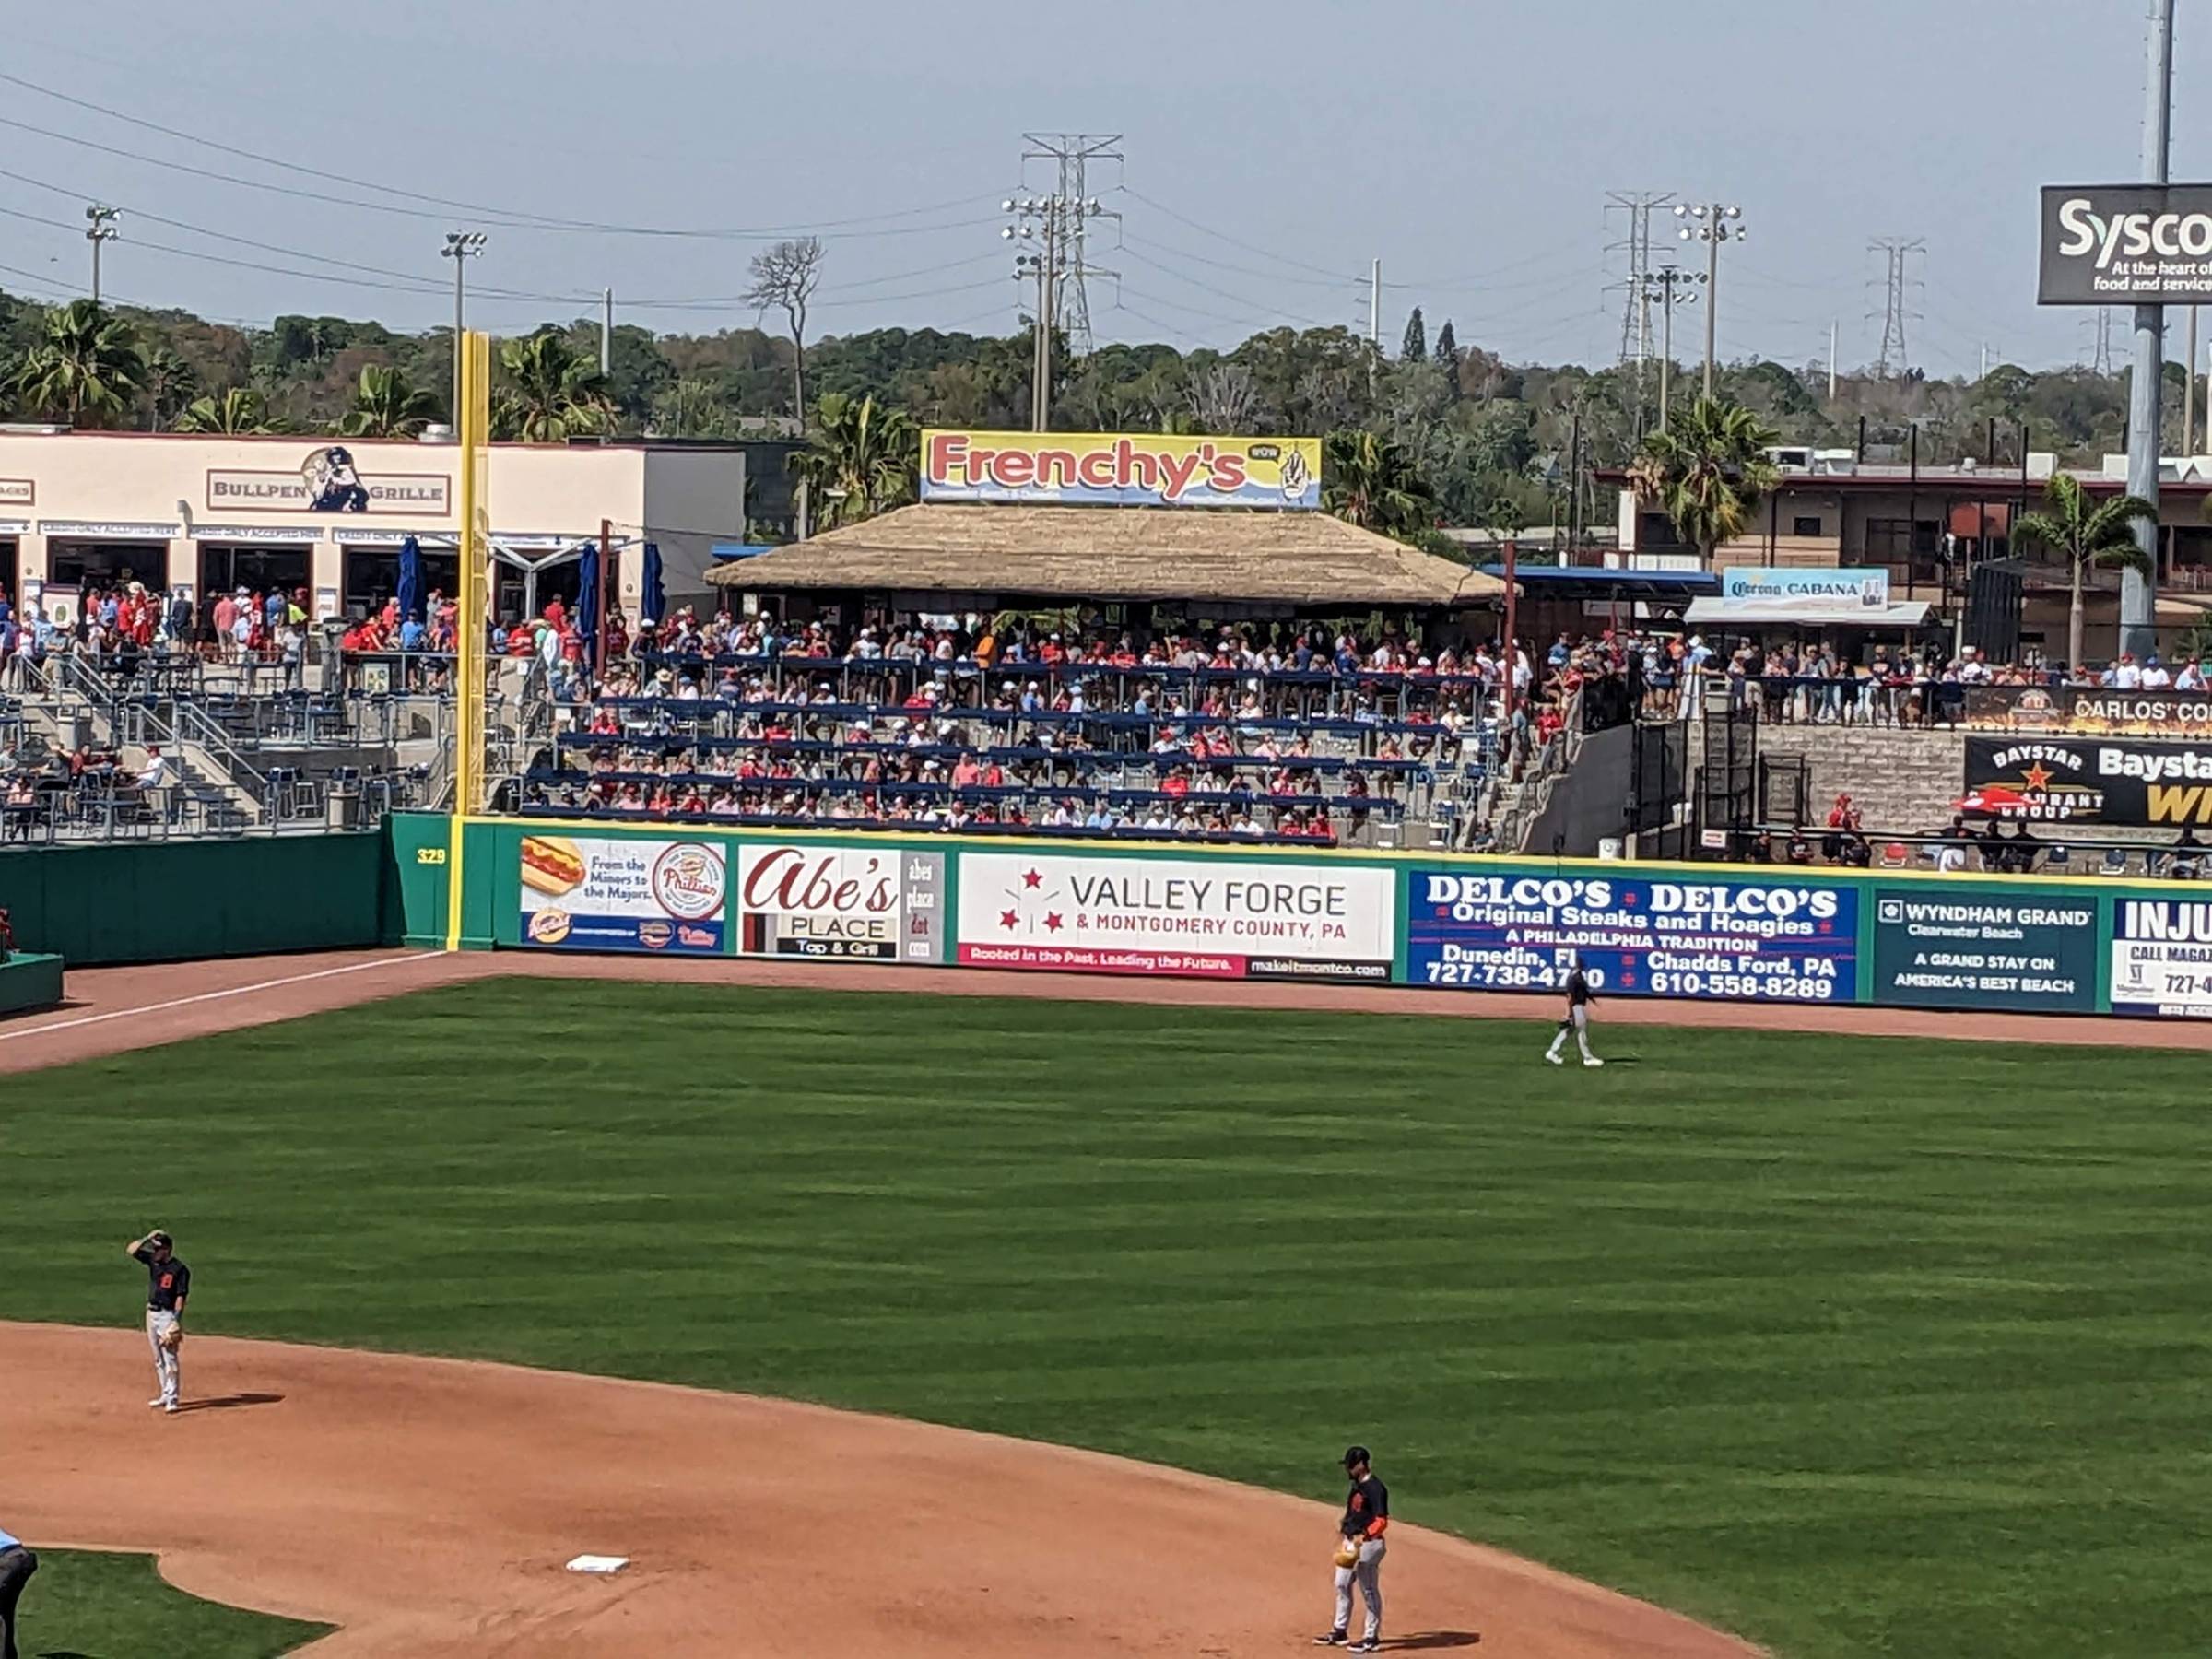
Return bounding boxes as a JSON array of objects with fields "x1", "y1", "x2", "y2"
[
  {"x1": 8, "y1": 980, "x2": 2209, "y2": 1659},
  {"x1": 10, "y1": 1549, "x2": 327, "y2": 1658}
]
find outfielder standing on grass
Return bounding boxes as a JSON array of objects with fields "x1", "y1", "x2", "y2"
[
  {"x1": 125, "y1": 1229, "x2": 188, "y2": 1412},
  {"x1": 1545, "y1": 959, "x2": 1604, "y2": 1067},
  {"x1": 1315, "y1": 1445, "x2": 1387, "y2": 1653}
]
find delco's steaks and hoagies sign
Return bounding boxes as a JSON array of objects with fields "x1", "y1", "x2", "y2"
[
  {"x1": 920, "y1": 430, "x2": 1322, "y2": 509},
  {"x1": 954, "y1": 852, "x2": 1393, "y2": 980},
  {"x1": 1963, "y1": 736, "x2": 2212, "y2": 825},
  {"x1": 517, "y1": 834, "x2": 726, "y2": 954},
  {"x1": 1405, "y1": 871, "x2": 1856, "y2": 1002},
  {"x1": 736, "y1": 844, "x2": 946, "y2": 963},
  {"x1": 2040, "y1": 183, "x2": 2212, "y2": 305}
]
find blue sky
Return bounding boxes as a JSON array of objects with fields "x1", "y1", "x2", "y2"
[{"x1": 6, "y1": 1, "x2": 2196, "y2": 374}]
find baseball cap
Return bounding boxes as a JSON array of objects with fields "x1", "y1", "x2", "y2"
[
  {"x1": 147, "y1": 1230, "x2": 172, "y2": 1249},
  {"x1": 1342, "y1": 1444, "x2": 1371, "y2": 1469}
]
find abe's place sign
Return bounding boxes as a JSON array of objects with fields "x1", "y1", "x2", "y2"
[{"x1": 2039, "y1": 183, "x2": 2212, "y2": 305}]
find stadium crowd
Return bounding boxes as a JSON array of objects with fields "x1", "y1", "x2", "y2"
[{"x1": 512, "y1": 608, "x2": 1583, "y2": 845}]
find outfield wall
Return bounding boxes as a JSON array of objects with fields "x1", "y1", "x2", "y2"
[
  {"x1": 393, "y1": 812, "x2": 2212, "y2": 1019},
  {"x1": 0, "y1": 831, "x2": 397, "y2": 966}
]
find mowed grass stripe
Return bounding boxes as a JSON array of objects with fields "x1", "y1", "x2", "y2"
[{"x1": 7, "y1": 978, "x2": 2211, "y2": 1659}]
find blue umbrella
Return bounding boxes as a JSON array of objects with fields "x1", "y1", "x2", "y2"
[
  {"x1": 396, "y1": 535, "x2": 424, "y2": 623},
  {"x1": 640, "y1": 540, "x2": 665, "y2": 628},
  {"x1": 573, "y1": 541, "x2": 600, "y2": 670}
]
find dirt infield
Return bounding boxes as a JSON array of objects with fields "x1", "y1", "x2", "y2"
[
  {"x1": 0, "y1": 944, "x2": 2199, "y2": 1078},
  {"x1": 10, "y1": 1323, "x2": 1754, "y2": 1658}
]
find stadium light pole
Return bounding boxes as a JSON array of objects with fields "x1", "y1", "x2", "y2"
[
  {"x1": 1677, "y1": 203, "x2": 1745, "y2": 400},
  {"x1": 85, "y1": 205, "x2": 119, "y2": 304},
  {"x1": 441, "y1": 231, "x2": 488, "y2": 419},
  {"x1": 2122, "y1": 0, "x2": 2177, "y2": 660}
]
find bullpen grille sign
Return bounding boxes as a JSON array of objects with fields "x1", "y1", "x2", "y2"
[
  {"x1": 2040, "y1": 183, "x2": 2212, "y2": 305},
  {"x1": 953, "y1": 852, "x2": 1392, "y2": 980},
  {"x1": 920, "y1": 429, "x2": 1321, "y2": 509},
  {"x1": 1405, "y1": 871, "x2": 1856, "y2": 1003},
  {"x1": 1963, "y1": 736, "x2": 2212, "y2": 824},
  {"x1": 736, "y1": 844, "x2": 945, "y2": 963}
]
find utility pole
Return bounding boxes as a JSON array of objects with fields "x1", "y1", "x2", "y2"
[
  {"x1": 1677, "y1": 202, "x2": 1745, "y2": 400},
  {"x1": 1370, "y1": 258, "x2": 1382, "y2": 396},
  {"x1": 84, "y1": 204, "x2": 119, "y2": 304},
  {"x1": 2123, "y1": 0, "x2": 2176, "y2": 659},
  {"x1": 1829, "y1": 320, "x2": 1839, "y2": 401},
  {"x1": 2181, "y1": 306, "x2": 2200, "y2": 454},
  {"x1": 1866, "y1": 237, "x2": 1925, "y2": 378},
  {"x1": 441, "y1": 230, "x2": 488, "y2": 419},
  {"x1": 601, "y1": 288, "x2": 614, "y2": 378},
  {"x1": 1017, "y1": 134, "x2": 1121, "y2": 353},
  {"x1": 1640, "y1": 266, "x2": 1702, "y2": 433},
  {"x1": 1006, "y1": 195, "x2": 1066, "y2": 431}
]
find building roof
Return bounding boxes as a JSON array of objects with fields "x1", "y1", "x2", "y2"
[{"x1": 703, "y1": 503, "x2": 1507, "y2": 608}]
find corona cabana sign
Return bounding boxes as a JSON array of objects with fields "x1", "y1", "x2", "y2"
[{"x1": 921, "y1": 429, "x2": 1321, "y2": 510}]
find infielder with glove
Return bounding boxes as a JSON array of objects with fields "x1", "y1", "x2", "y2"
[
  {"x1": 1315, "y1": 1444, "x2": 1387, "y2": 1653},
  {"x1": 125, "y1": 1230, "x2": 189, "y2": 1412}
]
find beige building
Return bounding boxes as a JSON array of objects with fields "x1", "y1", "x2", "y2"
[{"x1": 0, "y1": 429, "x2": 753, "y2": 625}]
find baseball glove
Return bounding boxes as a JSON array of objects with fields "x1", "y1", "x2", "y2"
[
  {"x1": 159, "y1": 1324, "x2": 183, "y2": 1352},
  {"x1": 1333, "y1": 1537, "x2": 1360, "y2": 1570}
]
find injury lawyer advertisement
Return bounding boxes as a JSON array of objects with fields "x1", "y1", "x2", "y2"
[
  {"x1": 2110, "y1": 899, "x2": 2212, "y2": 1018},
  {"x1": 737, "y1": 844, "x2": 946, "y2": 963},
  {"x1": 518, "y1": 834, "x2": 726, "y2": 954},
  {"x1": 954, "y1": 852, "x2": 1394, "y2": 980},
  {"x1": 1404, "y1": 870, "x2": 1857, "y2": 1002}
]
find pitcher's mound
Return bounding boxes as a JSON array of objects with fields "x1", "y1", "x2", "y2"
[{"x1": 7, "y1": 1324, "x2": 1756, "y2": 1657}]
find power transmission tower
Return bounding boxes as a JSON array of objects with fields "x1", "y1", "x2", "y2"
[
  {"x1": 1605, "y1": 192, "x2": 1673, "y2": 368},
  {"x1": 2084, "y1": 307, "x2": 2117, "y2": 375},
  {"x1": 1866, "y1": 237, "x2": 1924, "y2": 378},
  {"x1": 1018, "y1": 134, "x2": 1123, "y2": 355}
]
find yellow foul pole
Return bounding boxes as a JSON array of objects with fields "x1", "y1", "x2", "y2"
[{"x1": 444, "y1": 330, "x2": 491, "y2": 950}]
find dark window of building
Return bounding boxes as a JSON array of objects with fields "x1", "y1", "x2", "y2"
[
  {"x1": 1792, "y1": 515, "x2": 1824, "y2": 537},
  {"x1": 48, "y1": 540, "x2": 168, "y2": 591}
]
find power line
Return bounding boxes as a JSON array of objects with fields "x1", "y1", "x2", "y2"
[
  {"x1": 0, "y1": 80, "x2": 1002, "y2": 241},
  {"x1": 1604, "y1": 191, "x2": 1673, "y2": 369}
]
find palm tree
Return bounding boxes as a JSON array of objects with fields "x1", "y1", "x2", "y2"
[
  {"x1": 12, "y1": 300, "x2": 147, "y2": 428},
  {"x1": 789, "y1": 393, "x2": 917, "y2": 532},
  {"x1": 337, "y1": 364, "x2": 441, "y2": 438},
  {"x1": 1626, "y1": 395, "x2": 1781, "y2": 560},
  {"x1": 142, "y1": 347, "x2": 199, "y2": 431},
  {"x1": 174, "y1": 387, "x2": 276, "y2": 435},
  {"x1": 493, "y1": 329, "x2": 612, "y2": 442},
  {"x1": 1322, "y1": 429, "x2": 1435, "y2": 539},
  {"x1": 2012, "y1": 472, "x2": 2157, "y2": 669}
]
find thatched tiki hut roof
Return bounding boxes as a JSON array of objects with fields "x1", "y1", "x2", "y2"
[{"x1": 703, "y1": 504, "x2": 1506, "y2": 610}]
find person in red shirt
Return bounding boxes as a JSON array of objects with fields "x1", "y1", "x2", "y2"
[{"x1": 544, "y1": 594, "x2": 567, "y2": 632}]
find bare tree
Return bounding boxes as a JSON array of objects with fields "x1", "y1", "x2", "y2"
[
  {"x1": 1185, "y1": 363, "x2": 1261, "y2": 431},
  {"x1": 744, "y1": 237, "x2": 825, "y2": 429}
]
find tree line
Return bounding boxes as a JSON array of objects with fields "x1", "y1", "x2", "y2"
[{"x1": 0, "y1": 272, "x2": 2178, "y2": 547}]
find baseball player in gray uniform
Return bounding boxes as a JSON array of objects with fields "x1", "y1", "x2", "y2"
[{"x1": 125, "y1": 1229, "x2": 189, "y2": 1412}]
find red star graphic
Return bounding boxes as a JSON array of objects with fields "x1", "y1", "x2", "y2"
[
  {"x1": 1044, "y1": 912, "x2": 1065, "y2": 932},
  {"x1": 1623, "y1": 891, "x2": 1639, "y2": 905},
  {"x1": 1818, "y1": 921, "x2": 1832, "y2": 934},
  {"x1": 1620, "y1": 969, "x2": 1638, "y2": 986},
  {"x1": 1022, "y1": 868, "x2": 1043, "y2": 888},
  {"x1": 2021, "y1": 761, "x2": 2053, "y2": 792},
  {"x1": 1433, "y1": 905, "x2": 1450, "y2": 918},
  {"x1": 999, "y1": 909, "x2": 1018, "y2": 929}
]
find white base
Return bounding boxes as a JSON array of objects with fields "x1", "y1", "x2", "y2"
[{"x1": 565, "y1": 1555, "x2": 630, "y2": 1575}]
